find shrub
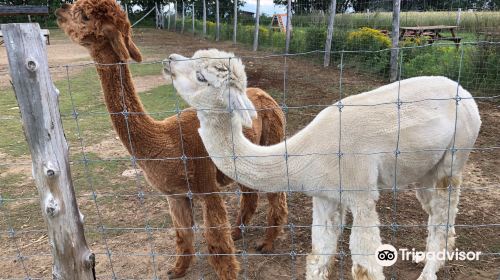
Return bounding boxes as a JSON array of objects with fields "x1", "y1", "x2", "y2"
[
  {"x1": 346, "y1": 27, "x2": 391, "y2": 51},
  {"x1": 345, "y1": 27, "x2": 391, "y2": 74},
  {"x1": 304, "y1": 26, "x2": 327, "y2": 51}
]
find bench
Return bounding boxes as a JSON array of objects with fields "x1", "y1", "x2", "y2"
[
  {"x1": 0, "y1": 5, "x2": 50, "y2": 45},
  {"x1": 0, "y1": 5, "x2": 49, "y2": 16},
  {"x1": 428, "y1": 36, "x2": 462, "y2": 45},
  {"x1": 0, "y1": 29, "x2": 50, "y2": 45}
]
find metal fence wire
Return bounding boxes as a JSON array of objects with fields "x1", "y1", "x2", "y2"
[
  {"x1": 0, "y1": 1, "x2": 500, "y2": 279},
  {"x1": 0, "y1": 31, "x2": 499, "y2": 280}
]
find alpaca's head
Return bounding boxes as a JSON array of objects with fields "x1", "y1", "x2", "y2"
[
  {"x1": 55, "y1": 0, "x2": 142, "y2": 62},
  {"x1": 164, "y1": 49, "x2": 256, "y2": 128}
]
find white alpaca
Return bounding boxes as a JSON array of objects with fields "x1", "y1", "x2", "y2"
[{"x1": 163, "y1": 49, "x2": 481, "y2": 280}]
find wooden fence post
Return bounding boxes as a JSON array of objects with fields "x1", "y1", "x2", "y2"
[
  {"x1": 323, "y1": 0, "x2": 337, "y2": 67},
  {"x1": 252, "y1": 0, "x2": 260, "y2": 51},
  {"x1": 181, "y1": 1, "x2": 185, "y2": 33},
  {"x1": 167, "y1": 4, "x2": 171, "y2": 30},
  {"x1": 192, "y1": 2, "x2": 195, "y2": 34},
  {"x1": 285, "y1": 0, "x2": 292, "y2": 53},
  {"x1": 160, "y1": 4, "x2": 165, "y2": 29},
  {"x1": 390, "y1": 0, "x2": 401, "y2": 82},
  {"x1": 216, "y1": 0, "x2": 220, "y2": 41},
  {"x1": 233, "y1": 0, "x2": 238, "y2": 44},
  {"x1": 202, "y1": 0, "x2": 207, "y2": 36},
  {"x1": 174, "y1": 1, "x2": 177, "y2": 31},
  {"x1": 2, "y1": 23, "x2": 95, "y2": 280}
]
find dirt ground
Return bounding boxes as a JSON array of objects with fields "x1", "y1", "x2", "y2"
[{"x1": 0, "y1": 29, "x2": 498, "y2": 279}]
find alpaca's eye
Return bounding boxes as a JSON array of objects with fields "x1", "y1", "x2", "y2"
[
  {"x1": 82, "y1": 13, "x2": 90, "y2": 21},
  {"x1": 196, "y1": 71, "x2": 207, "y2": 83}
]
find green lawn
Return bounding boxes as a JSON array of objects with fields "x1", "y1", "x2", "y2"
[
  {"x1": 0, "y1": 63, "x2": 180, "y2": 158},
  {"x1": 0, "y1": 61, "x2": 180, "y2": 231}
]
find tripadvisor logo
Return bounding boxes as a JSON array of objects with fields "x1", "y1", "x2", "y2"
[{"x1": 375, "y1": 244, "x2": 481, "y2": 267}]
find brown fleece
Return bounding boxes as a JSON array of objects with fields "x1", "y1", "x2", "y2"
[
  {"x1": 55, "y1": 0, "x2": 288, "y2": 278},
  {"x1": 352, "y1": 264, "x2": 373, "y2": 280}
]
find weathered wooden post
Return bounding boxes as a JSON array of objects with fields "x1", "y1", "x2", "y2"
[
  {"x1": 252, "y1": 0, "x2": 260, "y2": 51},
  {"x1": 202, "y1": 0, "x2": 207, "y2": 36},
  {"x1": 160, "y1": 4, "x2": 165, "y2": 29},
  {"x1": 181, "y1": 1, "x2": 185, "y2": 33},
  {"x1": 155, "y1": 3, "x2": 164, "y2": 29},
  {"x1": 285, "y1": 0, "x2": 292, "y2": 53},
  {"x1": 155, "y1": 3, "x2": 159, "y2": 28},
  {"x1": 233, "y1": 0, "x2": 238, "y2": 44},
  {"x1": 216, "y1": 0, "x2": 220, "y2": 41},
  {"x1": 192, "y1": 2, "x2": 195, "y2": 34},
  {"x1": 323, "y1": 0, "x2": 337, "y2": 67},
  {"x1": 390, "y1": 0, "x2": 401, "y2": 82},
  {"x1": 167, "y1": 4, "x2": 171, "y2": 30},
  {"x1": 2, "y1": 23, "x2": 95, "y2": 280},
  {"x1": 174, "y1": 1, "x2": 178, "y2": 31}
]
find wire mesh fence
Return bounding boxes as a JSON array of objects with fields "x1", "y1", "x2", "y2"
[
  {"x1": 1, "y1": 35, "x2": 499, "y2": 279},
  {"x1": 160, "y1": 0, "x2": 500, "y2": 53},
  {"x1": 0, "y1": 0, "x2": 499, "y2": 278}
]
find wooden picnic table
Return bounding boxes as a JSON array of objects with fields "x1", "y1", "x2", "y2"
[{"x1": 400, "y1": 25, "x2": 461, "y2": 47}]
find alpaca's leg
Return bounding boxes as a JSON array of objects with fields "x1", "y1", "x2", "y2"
[
  {"x1": 166, "y1": 197, "x2": 195, "y2": 279},
  {"x1": 255, "y1": 191, "x2": 288, "y2": 253},
  {"x1": 349, "y1": 199, "x2": 384, "y2": 280},
  {"x1": 306, "y1": 197, "x2": 345, "y2": 280},
  {"x1": 202, "y1": 193, "x2": 240, "y2": 280},
  {"x1": 416, "y1": 175, "x2": 461, "y2": 280},
  {"x1": 232, "y1": 185, "x2": 258, "y2": 241}
]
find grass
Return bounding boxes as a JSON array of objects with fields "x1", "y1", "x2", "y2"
[
  {"x1": 174, "y1": 16, "x2": 498, "y2": 95},
  {"x1": 0, "y1": 61, "x2": 180, "y2": 232},
  {"x1": 0, "y1": 63, "x2": 180, "y2": 158},
  {"x1": 0, "y1": 48, "x2": 182, "y2": 235},
  {"x1": 293, "y1": 11, "x2": 500, "y2": 32}
]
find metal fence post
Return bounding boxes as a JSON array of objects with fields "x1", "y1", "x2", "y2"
[{"x1": 2, "y1": 22, "x2": 95, "y2": 280}]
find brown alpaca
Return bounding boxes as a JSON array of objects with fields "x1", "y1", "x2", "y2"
[{"x1": 55, "y1": 1, "x2": 287, "y2": 279}]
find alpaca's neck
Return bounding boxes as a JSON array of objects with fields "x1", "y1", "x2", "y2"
[
  {"x1": 92, "y1": 48, "x2": 157, "y2": 156},
  {"x1": 197, "y1": 110, "x2": 337, "y2": 192}
]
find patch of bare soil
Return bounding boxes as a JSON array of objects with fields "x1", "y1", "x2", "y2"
[
  {"x1": 134, "y1": 74, "x2": 172, "y2": 93},
  {"x1": 0, "y1": 151, "x2": 31, "y2": 183},
  {"x1": 0, "y1": 29, "x2": 498, "y2": 279},
  {"x1": 83, "y1": 134, "x2": 129, "y2": 159},
  {"x1": 0, "y1": 33, "x2": 91, "y2": 89}
]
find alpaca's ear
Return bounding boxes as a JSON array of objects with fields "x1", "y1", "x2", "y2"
[
  {"x1": 126, "y1": 36, "x2": 142, "y2": 62},
  {"x1": 228, "y1": 88, "x2": 257, "y2": 128},
  {"x1": 102, "y1": 24, "x2": 130, "y2": 62}
]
